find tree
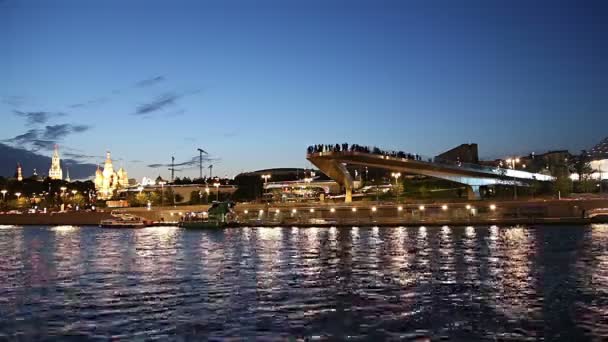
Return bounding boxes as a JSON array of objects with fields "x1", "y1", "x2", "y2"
[
  {"x1": 568, "y1": 153, "x2": 596, "y2": 193},
  {"x1": 552, "y1": 175, "x2": 572, "y2": 197}
]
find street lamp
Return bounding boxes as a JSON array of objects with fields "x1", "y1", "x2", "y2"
[
  {"x1": 15, "y1": 192, "x2": 21, "y2": 200},
  {"x1": 213, "y1": 182, "x2": 220, "y2": 201},
  {"x1": 159, "y1": 181, "x2": 166, "y2": 207},
  {"x1": 391, "y1": 172, "x2": 401, "y2": 202},
  {"x1": 506, "y1": 157, "x2": 520, "y2": 200},
  {"x1": 205, "y1": 187, "x2": 210, "y2": 204},
  {"x1": 1, "y1": 189, "x2": 6, "y2": 202},
  {"x1": 303, "y1": 177, "x2": 313, "y2": 201},
  {"x1": 261, "y1": 174, "x2": 271, "y2": 201},
  {"x1": 71, "y1": 190, "x2": 77, "y2": 196}
]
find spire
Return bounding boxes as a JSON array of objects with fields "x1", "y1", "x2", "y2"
[
  {"x1": 16, "y1": 163, "x2": 23, "y2": 181},
  {"x1": 65, "y1": 167, "x2": 71, "y2": 182},
  {"x1": 49, "y1": 144, "x2": 63, "y2": 180}
]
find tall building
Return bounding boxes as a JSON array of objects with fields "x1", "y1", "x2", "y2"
[
  {"x1": 49, "y1": 145, "x2": 63, "y2": 180},
  {"x1": 94, "y1": 151, "x2": 129, "y2": 199}
]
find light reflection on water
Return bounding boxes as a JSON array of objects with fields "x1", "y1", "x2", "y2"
[{"x1": 0, "y1": 224, "x2": 606, "y2": 340}]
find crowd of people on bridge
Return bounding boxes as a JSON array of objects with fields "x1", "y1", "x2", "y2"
[{"x1": 307, "y1": 143, "x2": 426, "y2": 161}]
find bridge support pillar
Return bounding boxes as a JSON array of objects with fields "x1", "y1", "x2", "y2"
[
  {"x1": 467, "y1": 185, "x2": 481, "y2": 200},
  {"x1": 345, "y1": 187, "x2": 352, "y2": 203}
]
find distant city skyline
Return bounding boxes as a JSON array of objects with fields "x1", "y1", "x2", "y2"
[{"x1": 1, "y1": 0, "x2": 606, "y2": 180}]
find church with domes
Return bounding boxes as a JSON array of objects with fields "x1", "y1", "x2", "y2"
[{"x1": 94, "y1": 151, "x2": 129, "y2": 199}]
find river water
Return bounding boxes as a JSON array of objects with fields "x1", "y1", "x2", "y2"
[{"x1": 0, "y1": 224, "x2": 606, "y2": 340}]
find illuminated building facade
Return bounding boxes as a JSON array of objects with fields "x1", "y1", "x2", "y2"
[
  {"x1": 48, "y1": 145, "x2": 63, "y2": 180},
  {"x1": 587, "y1": 137, "x2": 608, "y2": 180},
  {"x1": 94, "y1": 151, "x2": 129, "y2": 199}
]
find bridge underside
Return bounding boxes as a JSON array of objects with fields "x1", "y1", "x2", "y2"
[{"x1": 308, "y1": 153, "x2": 534, "y2": 203}]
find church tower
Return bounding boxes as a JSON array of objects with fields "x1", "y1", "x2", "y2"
[
  {"x1": 49, "y1": 145, "x2": 63, "y2": 180},
  {"x1": 16, "y1": 163, "x2": 23, "y2": 181}
]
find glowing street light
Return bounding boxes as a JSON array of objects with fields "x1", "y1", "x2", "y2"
[
  {"x1": 213, "y1": 182, "x2": 220, "y2": 201},
  {"x1": 351, "y1": 207, "x2": 357, "y2": 212},
  {"x1": 15, "y1": 192, "x2": 21, "y2": 200},
  {"x1": 505, "y1": 157, "x2": 521, "y2": 200},
  {"x1": 309, "y1": 208, "x2": 315, "y2": 213},
  {"x1": 397, "y1": 206, "x2": 403, "y2": 211},
  {"x1": 466, "y1": 204, "x2": 471, "y2": 210},
  {"x1": 441, "y1": 204, "x2": 448, "y2": 211},
  {"x1": 71, "y1": 190, "x2": 77, "y2": 196},
  {"x1": 490, "y1": 204, "x2": 497, "y2": 211},
  {"x1": 1, "y1": 189, "x2": 7, "y2": 202},
  {"x1": 418, "y1": 205, "x2": 425, "y2": 211},
  {"x1": 330, "y1": 207, "x2": 336, "y2": 213},
  {"x1": 371, "y1": 206, "x2": 377, "y2": 212},
  {"x1": 391, "y1": 172, "x2": 402, "y2": 202},
  {"x1": 158, "y1": 181, "x2": 167, "y2": 207}
]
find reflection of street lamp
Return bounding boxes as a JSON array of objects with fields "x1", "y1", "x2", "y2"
[
  {"x1": 213, "y1": 182, "x2": 220, "y2": 201},
  {"x1": 506, "y1": 157, "x2": 520, "y2": 200}
]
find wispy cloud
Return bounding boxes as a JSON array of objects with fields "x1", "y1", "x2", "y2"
[
  {"x1": 4, "y1": 124, "x2": 92, "y2": 151},
  {"x1": 64, "y1": 152, "x2": 102, "y2": 160},
  {"x1": 135, "y1": 93, "x2": 180, "y2": 115},
  {"x1": 147, "y1": 155, "x2": 218, "y2": 169},
  {"x1": 135, "y1": 76, "x2": 165, "y2": 88},
  {"x1": 42, "y1": 124, "x2": 90, "y2": 140},
  {"x1": 9, "y1": 129, "x2": 41, "y2": 144},
  {"x1": 67, "y1": 97, "x2": 108, "y2": 109},
  {"x1": 13, "y1": 110, "x2": 66, "y2": 126},
  {"x1": 31, "y1": 140, "x2": 57, "y2": 151}
]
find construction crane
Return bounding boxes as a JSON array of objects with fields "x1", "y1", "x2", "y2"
[
  {"x1": 168, "y1": 156, "x2": 182, "y2": 182},
  {"x1": 197, "y1": 148, "x2": 208, "y2": 180}
]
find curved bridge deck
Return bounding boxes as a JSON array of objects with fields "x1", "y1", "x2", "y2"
[{"x1": 307, "y1": 150, "x2": 554, "y2": 202}]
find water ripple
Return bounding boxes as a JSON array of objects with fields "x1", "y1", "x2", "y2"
[{"x1": 0, "y1": 225, "x2": 606, "y2": 340}]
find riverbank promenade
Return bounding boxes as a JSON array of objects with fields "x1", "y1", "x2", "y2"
[{"x1": 2, "y1": 197, "x2": 607, "y2": 227}]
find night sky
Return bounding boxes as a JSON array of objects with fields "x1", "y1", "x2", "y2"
[{"x1": 1, "y1": 0, "x2": 606, "y2": 180}]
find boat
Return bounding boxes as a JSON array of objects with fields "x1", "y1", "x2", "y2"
[
  {"x1": 179, "y1": 201, "x2": 237, "y2": 229},
  {"x1": 99, "y1": 212, "x2": 148, "y2": 228}
]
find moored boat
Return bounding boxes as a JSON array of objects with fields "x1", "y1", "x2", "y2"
[
  {"x1": 179, "y1": 201, "x2": 237, "y2": 229},
  {"x1": 99, "y1": 212, "x2": 148, "y2": 228}
]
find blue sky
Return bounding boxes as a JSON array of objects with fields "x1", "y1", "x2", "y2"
[{"x1": 1, "y1": 0, "x2": 606, "y2": 180}]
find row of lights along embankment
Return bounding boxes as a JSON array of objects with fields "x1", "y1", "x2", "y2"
[{"x1": 240, "y1": 204, "x2": 498, "y2": 215}]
